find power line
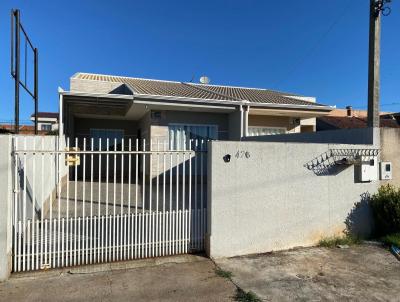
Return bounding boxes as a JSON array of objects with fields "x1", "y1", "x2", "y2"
[{"x1": 274, "y1": 0, "x2": 356, "y2": 87}]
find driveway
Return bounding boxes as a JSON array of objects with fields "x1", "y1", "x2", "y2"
[
  {"x1": 216, "y1": 243, "x2": 400, "y2": 302},
  {"x1": 1, "y1": 244, "x2": 399, "y2": 301},
  {"x1": 0, "y1": 255, "x2": 236, "y2": 302}
]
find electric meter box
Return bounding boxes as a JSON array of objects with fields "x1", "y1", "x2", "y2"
[
  {"x1": 380, "y1": 162, "x2": 392, "y2": 180},
  {"x1": 358, "y1": 156, "x2": 378, "y2": 182}
]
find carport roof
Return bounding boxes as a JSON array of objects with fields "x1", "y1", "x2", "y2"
[{"x1": 72, "y1": 72, "x2": 331, "y2": 109}]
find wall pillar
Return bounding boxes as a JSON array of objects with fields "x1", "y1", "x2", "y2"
[
  {"x1": 242, "y1": 106, "x2": 249, "y2": 138},
  {"x1": 0, "y1": 135, "x2": 13, "y2": 281}
]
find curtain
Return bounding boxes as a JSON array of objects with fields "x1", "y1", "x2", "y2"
[{"x1": 169, "y1": 124, "x2": 218, "y2": 150}]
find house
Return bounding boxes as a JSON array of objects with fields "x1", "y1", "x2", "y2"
[
  {"x1": 317, "y1": 106, "x2": 400, "y2": 131},
  {"x1": 59, "y1": 72, "x2": 332, "y2": 146},
  {"x1": 30, "y1": 112, "x2": 59, "y2": 132}
]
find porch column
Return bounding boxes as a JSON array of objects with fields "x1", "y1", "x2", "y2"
[
  {"x1": 242, "y1": 105, "x2": 249, "y2": 138},
  {"x1": 58, "y1": 90, "x2": 64, "y2": 136}
]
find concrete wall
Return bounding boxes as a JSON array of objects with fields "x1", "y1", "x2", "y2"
[
  {"x1": 248, "y1": 115, "x2": 300, "y2": 133},
  {"x1": 0, "y1": 135, "x2": 68, "y2": 280},
  {"x1": 243, "y1": 127, "x2": 378, "y2": 145},
  {"x1": 70, "y1": 78, "x2": 123, "y2": 94},
  {"x1": 138, "y1": 112, "x2": 151, "y2": 144},
  {"x1": 0, "y1": 136, "x2": 12, "y2": 280},
  {"x1": 380, "y1": 128, "x2": 400, "y2": 186},
  {"x1": 207, "y1": 140, "x2": 378, "y2": 258},
  {"x1": 13, "y1": 135, "x2": 68, "y2": 221},
  {"x1": 228, "y1": 110, "x2": 242, "y2": 140}
]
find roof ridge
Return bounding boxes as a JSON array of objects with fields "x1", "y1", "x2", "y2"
[
  {"x1": 73, "y1": 72, "x2": 304, "y2": 97},
  {"x1": 188, "y1": 81, "x2": 300, "y2": 96},
  {"x1": 73, "y1": 72, "x2": 182, "y2": 84}
]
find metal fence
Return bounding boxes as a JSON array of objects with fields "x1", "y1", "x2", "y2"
[{"x1": 12, "y1": 136, "x2": 208, "y2": 272}]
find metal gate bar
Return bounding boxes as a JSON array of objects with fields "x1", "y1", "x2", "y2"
[{"x1": 12, "y1": 136, "x2": 207, "y2": 272}]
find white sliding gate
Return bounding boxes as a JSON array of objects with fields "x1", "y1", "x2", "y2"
[{"x1": 12, "y1": 136, "x2": 208, "y2": 272}]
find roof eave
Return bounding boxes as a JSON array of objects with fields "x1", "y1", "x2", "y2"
[
  {"x1": 61, "y1": 91, "x2": 333, "y2": 112},
  {"x1": 245, "y1": 102, "x2": 333, "y2": 112}
]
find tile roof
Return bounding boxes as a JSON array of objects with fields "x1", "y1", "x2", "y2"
[
  {"x1": 73, "y1": 73, "x2": 329, "y2": 108},
  {"x1": 317, "y1": 116, "x2": 400, "y2": 130},
  {"x1": 326, "y1": 108, "x2": 393, "y2": 118},
  {"x1": 30, "y1": 112, "x2": 59, "y2": 119}
]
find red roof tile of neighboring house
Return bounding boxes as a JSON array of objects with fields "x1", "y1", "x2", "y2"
[
  {"x1": 317, "y1": 116, "x2": 400, "y2": 130},
  {"x1": 327, "y1": 108, "x2": 393, "y2": 118},
  {"x1": 0, "y1": 124, "x2": 49, "y2": 134}
]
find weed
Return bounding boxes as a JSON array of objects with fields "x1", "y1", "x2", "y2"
[
  {"x1": 235, "y1": 288, "x2": 262, "y2": 302},
  {"x1": 318, "y1": 235, "x2": 361, "y2": 248},
  {"x1": 381, "y1": 233, "x2": 400, "y2": 247},
  {"x1": 215, "y1": 268, "x2": 233, "y2": 279}
]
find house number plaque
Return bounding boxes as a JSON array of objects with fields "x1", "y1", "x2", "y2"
[{"x1": 235, "y1": 151, "x2": 250, "y2": 159}]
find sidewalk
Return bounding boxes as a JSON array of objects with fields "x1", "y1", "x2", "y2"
[{"x1": 0, "y1": 255, "x2": 236, "y2": 302}]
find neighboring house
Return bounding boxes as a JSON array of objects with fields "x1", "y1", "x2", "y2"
[
  {"x1": 59, "y1": 72, "x2": 332, "y2": 146},
  {"x1": 30, "y1": 112, "x2": 59, "y2": 132},
  {"x1": 317, "y1": 106, "x2": 400, "y2": 131}
]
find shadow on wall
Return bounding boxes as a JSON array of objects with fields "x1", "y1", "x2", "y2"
[
  {"x1": 304, "y1": 150, "x2": 351, "y2": 176},
  {"x1": 345, "y1": 192, "x2": 374, "y2": 238},
  {"x1": 17, "y1": 157, "x2": 41, "y2": 220}
]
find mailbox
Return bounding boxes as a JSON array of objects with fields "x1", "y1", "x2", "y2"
[{"x1": 65, "y1": 147, "x2": 80, "y2": 166}]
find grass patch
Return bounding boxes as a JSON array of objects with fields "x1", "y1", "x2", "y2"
[
  {"x1": 235, "y1": 288, "x2": 262, "y2": 302},
  {"x1": 381, "y1": 233, "x2": 400, "y2": 247},
  {"x1": 215, "y1": 268, "x2": 233, "y2": 279},
  {"x1": 318, "y1": 235, "x2": 361, "y2": 248}
]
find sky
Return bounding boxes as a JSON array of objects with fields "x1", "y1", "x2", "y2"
[{"x1": 0, "y1": 0, "x2": 399, "y2": 124}]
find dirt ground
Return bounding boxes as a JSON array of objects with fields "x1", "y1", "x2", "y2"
[
  {"x1": 216, "y1": 243, "x2": 400, "y2": 302},
  {"x1": 1, "y1": 244, "x2": 399, "y2": 301}
]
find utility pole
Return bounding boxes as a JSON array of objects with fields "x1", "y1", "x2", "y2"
[{"x1": 367, "y1": 0, "x2": 391, "y2": 128}]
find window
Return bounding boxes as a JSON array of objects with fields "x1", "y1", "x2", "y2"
[
  {"x1": 90, "y1": 129, "x2": 124, "y2": 150},
  {"x1": 41, "y1": 124, "x2": 52, "y2": 131},
  {"x1": 169, "y1": 124, "x2": 218, "y2": 150},
  {"x1": 247, "y1": 126, "x2": 286, "y2": 136}
]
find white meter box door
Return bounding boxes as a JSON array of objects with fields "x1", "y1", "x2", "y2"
[{"x1": 359, "y1": 156, "x2": 378, "y2": 182}]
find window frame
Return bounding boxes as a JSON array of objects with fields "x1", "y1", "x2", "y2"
[
  {"x1": 168, "y1": 123, "x2": 219, "y2": 150},
  {"x1": 40, "y1": 124, "x2": 52, "y2": 131},
  {"x1": 89, "y1": 128, "x2": 125, "y2": 150},
  {"x1": 247, "y1": 126, "x2": 287, "y2": 136}
]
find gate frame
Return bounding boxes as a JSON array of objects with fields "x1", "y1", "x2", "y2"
[{"x1": 10, "y1": 135, "x2": 208, "y2": 273}]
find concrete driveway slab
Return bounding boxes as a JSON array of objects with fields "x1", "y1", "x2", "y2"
[
  {"x1": 0, "y1": 255, "x2": 236, "y2": 302},
  {"x1": 216, "y1": 244, "x2": 400, "y2": 302}
]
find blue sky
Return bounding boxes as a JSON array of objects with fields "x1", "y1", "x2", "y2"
[{"x1": 0, "y1": 0, "x2": 399, "y2": 123}]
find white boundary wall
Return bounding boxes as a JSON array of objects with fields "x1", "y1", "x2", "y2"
[
  {"x1": 0, "y1": 136, "x2": 12, "y2": 280},
  {"x1": 13, "y1": 135, "x2": 67, "y2": 221},
  {"x1": 207, "y1": 141, "x2": 378, "y2": 258},
  {"x1": 0, "y1": 134, "x2": 66, "y2": 280}
]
